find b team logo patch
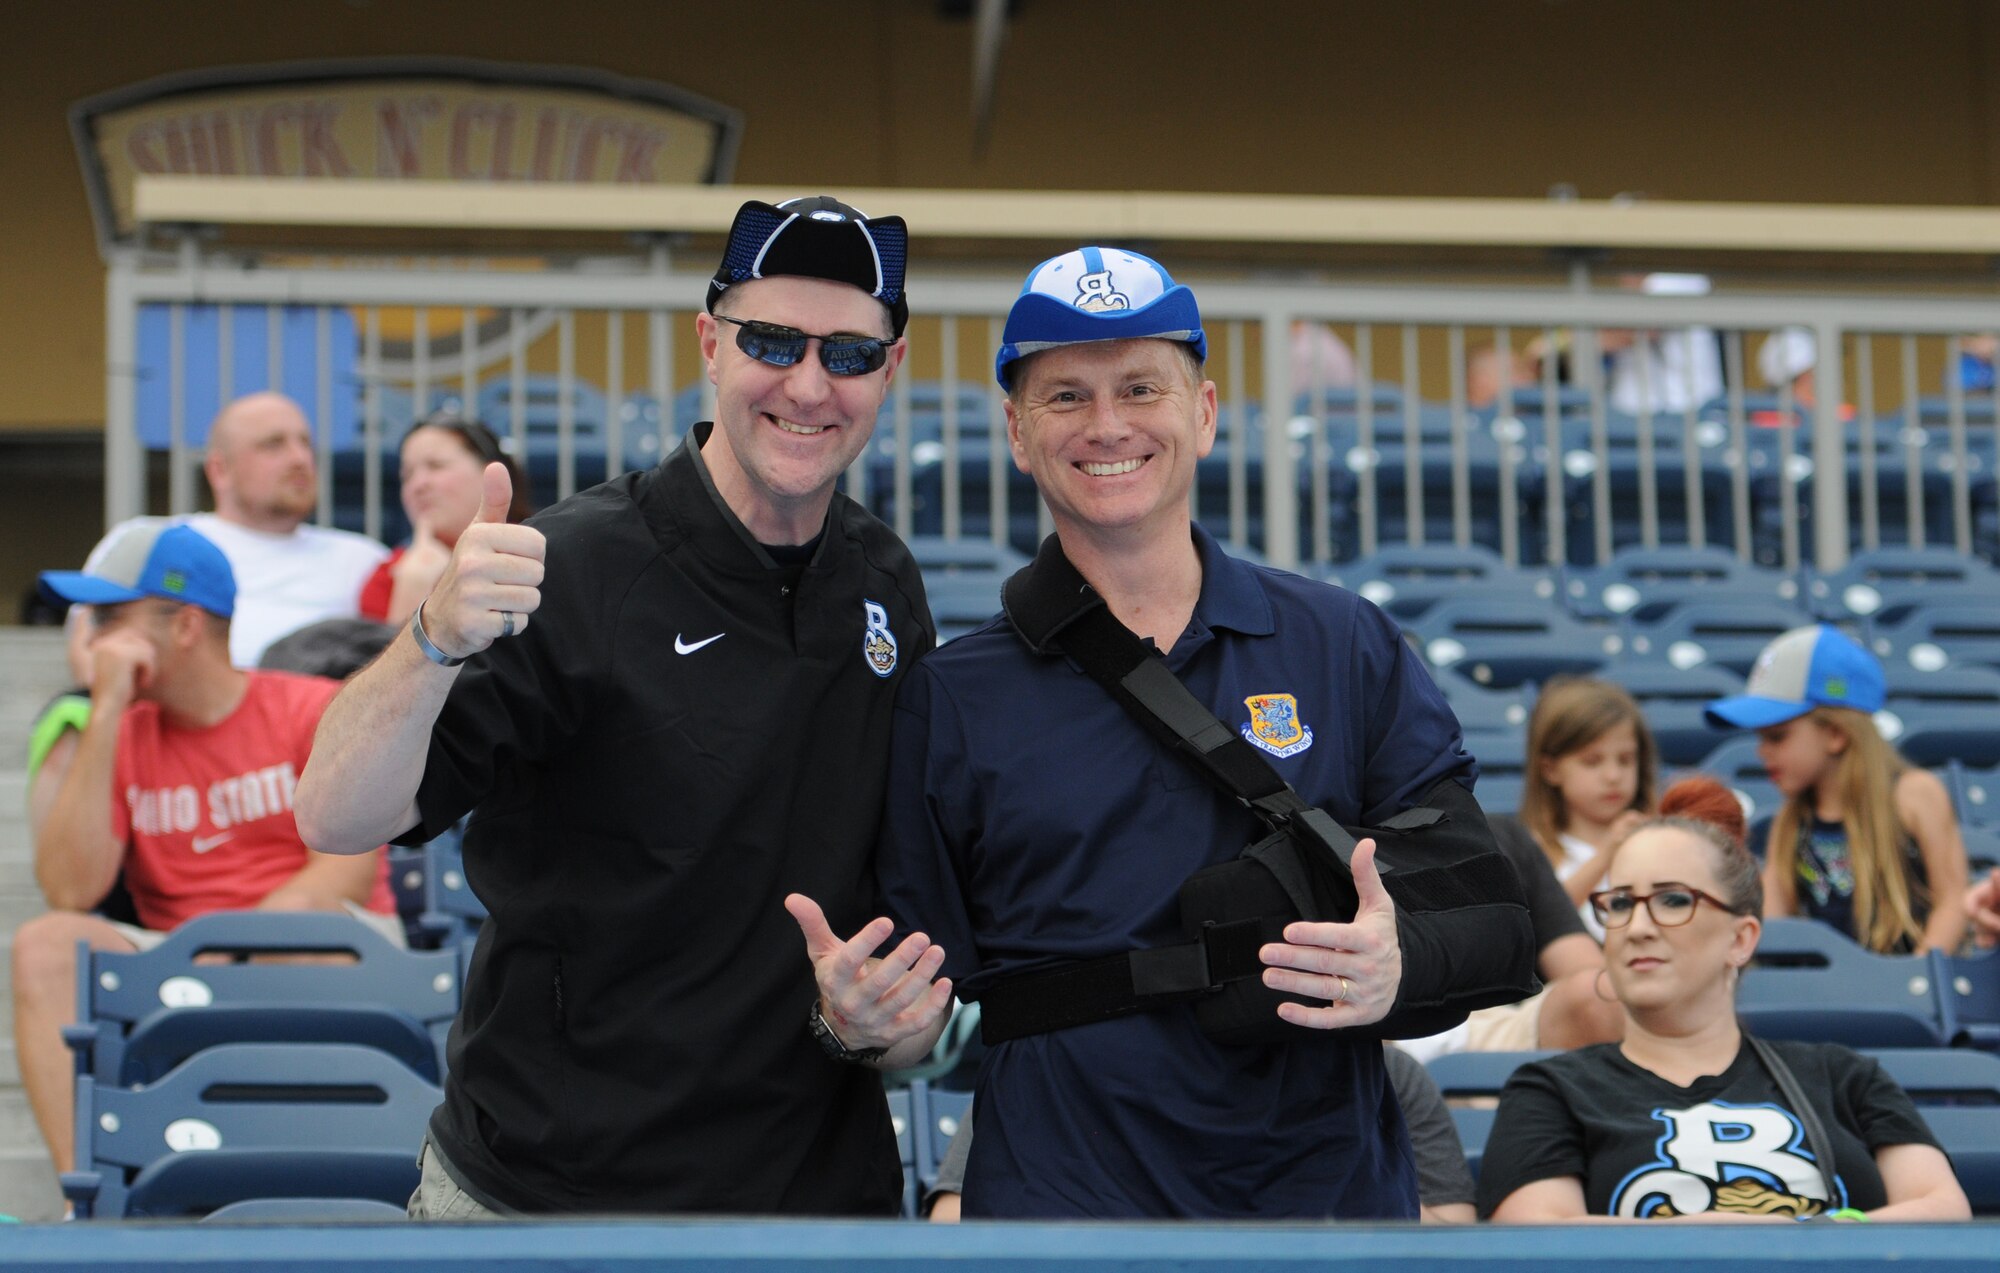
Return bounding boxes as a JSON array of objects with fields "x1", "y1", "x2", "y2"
[
  {"x1": 1072, "y1": 271, "x2": 1131, "y2": 312},
  {"x1": 862, "y1": 600, "x2": 898, "y2": 677},
  {"x1": 1242, "y1": 693, "x2": 1313, "y2": 758}
]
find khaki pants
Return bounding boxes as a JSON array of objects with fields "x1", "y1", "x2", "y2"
[{"x1": 407, "y1": 1140, "x2": 508, "y2": 1221}]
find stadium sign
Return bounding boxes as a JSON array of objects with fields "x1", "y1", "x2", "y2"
[{"x1": 71, "y1": 58, "x2": 742, "y2": 247}]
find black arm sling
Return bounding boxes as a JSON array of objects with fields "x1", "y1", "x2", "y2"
[{"x1": 976, "y1": 538, "x2": 1539, "y2": 1047}]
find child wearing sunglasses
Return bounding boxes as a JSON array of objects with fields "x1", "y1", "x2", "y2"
[{"x1": 1478, "y1": 779, "x2": 1969, "y2": 1223}]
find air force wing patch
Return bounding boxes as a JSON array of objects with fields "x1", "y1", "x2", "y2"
[
  {"x1": 862, "y1": 599, "x2": 898, "y2": 677},
  {"x1": 1242, "y1": 692, "x2": 1313, "y2": 758}
]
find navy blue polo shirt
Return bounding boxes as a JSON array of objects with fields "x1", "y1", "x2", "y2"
[{"x1": 876, "y1": 525, "x2": 1476, "y2": 1219}]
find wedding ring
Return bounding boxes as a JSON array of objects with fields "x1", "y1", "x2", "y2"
[
  {"x1": 1334, "y1": 975, "x2": 1350, "y2": 1006},
  {"x1": 499, "y1": 610, "x2": 516, "y2": 639}
]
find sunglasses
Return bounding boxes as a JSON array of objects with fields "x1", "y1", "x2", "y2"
[
  {"x1": 1588, "y1": 885, "x2": 1742, "y2": 929},
  {"x1": 715, "y1": 315, "x2": 891, "y2": 377}
]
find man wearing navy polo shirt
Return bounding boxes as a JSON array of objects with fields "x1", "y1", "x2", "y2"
[{"x1": 808, "y1": 247, "x2": 1528, "y2": 1220}]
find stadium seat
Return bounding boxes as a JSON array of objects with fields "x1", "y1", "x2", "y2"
[
  {"x1": 1431, "y1": 667, "x2": 1532, "y2": 735},
  {"x1": 1876, "y1": 665, "x2": 2000, "y2": 767},
  {"x1": 925, "y1": 573, "x2": 1006, "y2": 644},
  {"x1": 1406, "y1": 598, "x2": 1621, "y2": 689},
  {"x1": 1563, "y1": 545, "x2": 1801, "y2": 623},
  {"x1": 64, "y1": 1041, "x2": 440, "y2": 1219},
  {"x1": 65, "y1": 911, "x2": 463, "y2": 1088},
  {"x1": 1599, "y1": 658, "x2": 1746, "y2": 767},
  {"x1": 1422, "y1": 1049, "x2": 1553, "y2": 1181},
  {"x1": 202, "y1": 1196, "x2": 409, "y2": 1222},
  {"x1": 1557, "y1": 414, "x2": 1741, "y2": 563},
  {"x1": 1870, "y1": 603, "x2": 2000, "y2": 676},
  {"x1": 1693, "y1": 736, "x2": 1784, "y2": 827},
  {"x1": 1934, "y1": 946, "x2": 2000, "y2": 1054},
  {"x1": 1621, "y1": 598, "x2": 1807, "y2": 676},
  {"x1": 1921, "y1": 1105, "x2": 2000, "y2": 1216},
  {"x1": 885, "y1": 1083, "x2": 921, "y2": 1218},
  {"x1": 418, "y1": 829, "x2": 487, "y2": 946},
  {"x1": 1739, "y1": 918, "x2": 1947, "y2": 1048},
  {"x1": 1320, "y1": 543, "x2": 1561, "y2": 620},
  {"x1": 1948, "y1": 761, "x2": 2000, "y2": 829},
  {"x1": 1806, "y1": 547, "x2": 2000, "y2": 624}
]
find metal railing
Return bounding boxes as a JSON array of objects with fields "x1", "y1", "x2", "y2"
[{"x1": 106, "y1": 241, "x2": 2000, "y2": 577}]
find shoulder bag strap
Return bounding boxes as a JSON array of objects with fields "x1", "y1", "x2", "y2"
[{"x1": 1744, "y1": 1032, "x2": 1840, "y2": 1208}]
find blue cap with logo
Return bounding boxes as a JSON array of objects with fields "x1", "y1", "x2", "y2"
[
  {"x1": 39, "y1": 523, "x2": 236, "y2": 619},
  {"x1": 1703, "y1": 623, "x2": 1883, "y2": 730},
  {"x1": 994, "y1": 247, "x2": 1208, "y2": 388}
]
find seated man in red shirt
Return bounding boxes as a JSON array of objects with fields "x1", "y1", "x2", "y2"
[{"x1": 16, "y1": 523, "x2": 397, "y2": 1179}]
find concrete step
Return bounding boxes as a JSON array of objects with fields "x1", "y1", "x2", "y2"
[{"x1": 0, "y1": 1145, "x2": 62, "y2": 1222}]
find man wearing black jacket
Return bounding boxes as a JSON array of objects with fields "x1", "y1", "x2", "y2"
[{"x1": 296, "y1": 197, "x2": 934, "y2": 1216}]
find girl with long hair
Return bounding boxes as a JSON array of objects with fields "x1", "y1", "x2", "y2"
[{"x1": 1707, "y1": 625, "x2": 1967, "y2": 955}]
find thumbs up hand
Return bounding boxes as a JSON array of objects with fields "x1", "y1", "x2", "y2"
[
  {"x1": 419, "y1": 462, "x2": 545, "y2": 661},
  {"x1": 1257, "y1": 838, "x2": 1404, "y2": 1029}
]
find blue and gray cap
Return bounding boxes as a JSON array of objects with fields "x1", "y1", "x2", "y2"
[
  {"x1": 1704, "y1": 624, "x2": 1884, "y2": 730},
  {"x1": 994, "y1": 247, "x2": 1207, "y2": 388},
  {"x1": 707, "y1": 195, "x2": 909, "y2": 336},
  {"x1": 39, "y1": 522, "x2": 236, "y2": 619}
]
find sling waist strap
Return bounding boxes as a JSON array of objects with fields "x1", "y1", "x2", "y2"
[{"x1": 977, "y1": 914, "x2": 1287, "y2": 1045}]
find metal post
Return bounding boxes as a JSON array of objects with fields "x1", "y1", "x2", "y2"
[
  {"x1": 1263, "y1": 310, "x2": 1297, "y2": 568},
  {"x1": 1810, "y1": 321, "x2": 1848, "y2": 572},
  {"x1": 103, "y1": 248, "x2": 143, "y2": 528}
]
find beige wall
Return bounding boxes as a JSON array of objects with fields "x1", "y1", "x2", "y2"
[{"x1": 3, "y1": 0, "x2": 2000, "y2": 433}]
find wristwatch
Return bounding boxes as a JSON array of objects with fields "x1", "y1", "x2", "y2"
[{"x1": 808, "y1": 1000, "x2": 886, "y2": 1064}]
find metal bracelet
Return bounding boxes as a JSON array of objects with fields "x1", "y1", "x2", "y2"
[{"x1": 410, "y1": 600, "x2": 467, "y2": 668}]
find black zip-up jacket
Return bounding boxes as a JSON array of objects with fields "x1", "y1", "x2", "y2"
[{"x1": 400, "y1": 425, "x2": 934, "y2": 1213}]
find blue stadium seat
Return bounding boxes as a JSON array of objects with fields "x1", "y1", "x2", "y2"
[
  {"x1": 1557, "y1": 414, "x2": 1741, "y2": 563},
  {"x1": 1876, "y1": 665, "x2": 2000, "y2": 767},
  {"x1": 202, "y1": 1196, "x2": 409, "y2": 1222},
  {"x1": 64, "y1": 1041, "x2": 439, "y2": 1219},
  {"x1": 1423, "y1": 1049, "x2": 1553, "y2": 1181},
  {"x1": 1620, "y1": 598, "x2": 1807, "y2": 677},
  {"x1": 1407, "y1": 598, "x2": 1620, "y2": 690},
  {"x1": 1934, "y1": 946, "x2": 2000, "y2": 1055},
  {"x1": 1473, "y1": 772, "x2": 1526, "y2": 816},
  {"x1": 1948, "y1": 761, "x2": 2000, "y2": 828},
  {"x1": 885, "y1": 1083, "x2": 920, "y2": 1218},
  {"x1": 1430, "y1": 667, "x2": 1532, "y2": 735},
  {"x1": 922, "y1": 1087, "x2": 973, "y2": 1198},
  {"x1": 1870, "y1": 603, "x2": 2000, "y2": 676},
  {"x1": 65, "y1": 912, "x2": 462, "y2": 1088},
  {"x1": 1320, "y1": 543, "x2": 1561, "y2": 621},
  {"x1": 1806, "y1": 547, "x2": 2000, "y2": 624},
  {"x1": 1599, "y1": 658, "x2": 1745, "y2": 767},
  {"x1": 1693, "y1": 736, "x2": 1783, "y2": 827},
  {"x1": 1564, "y1": 545, "x2": 1801, "y2": 623},
  {"x1": 1921, "y1": 1105, "x2": 2000, "y2": 1216},
  {"x1": 418, "y1": 828, "x2": 487, "y2": 945},
  {"x1": 925, "y1": 572, "x2": 1005, "y2": 644},
  {"x1": 1739, "y1": 918, "x2": 1947, "y2": 1048}
]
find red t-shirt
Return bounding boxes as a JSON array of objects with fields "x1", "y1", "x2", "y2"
[
  {"x1": 355, "y1": 546, "x2": 405, "y2": 623},
  {"x1": 108, "y1": 669, "x2": 394, "y2": 931}
]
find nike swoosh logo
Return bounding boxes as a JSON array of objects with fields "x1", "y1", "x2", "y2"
[
  {"x1": 674, "y1": 632, "x2": 725, "y2": 655},
  {"x1": 191, "y1": 832, "x2": 233, "y2": 854}
]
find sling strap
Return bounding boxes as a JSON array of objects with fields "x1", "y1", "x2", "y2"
[{"x1": 979, "y1": 540, "x2": 1382, "y2": 1045}]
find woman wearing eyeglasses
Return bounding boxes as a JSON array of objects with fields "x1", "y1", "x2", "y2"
[
  {"x1": 358, "y1": 414, "x2": 532, "y2": 628},
  {"x1": 1477, "y1": 778, "x2": 1969, "y2": 1223}
]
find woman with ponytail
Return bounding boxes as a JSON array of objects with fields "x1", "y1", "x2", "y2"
[{"x1": 1478, "y1": 775, "x2": 1969, "y2": 1223}]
